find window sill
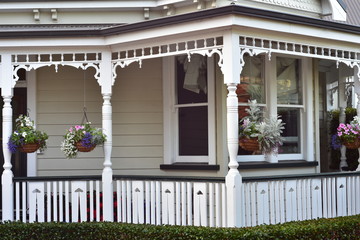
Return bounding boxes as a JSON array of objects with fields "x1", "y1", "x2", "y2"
[
  {"x1": 238, "y1": 160, "x2": 318, "y2": 169},
  {"x1": 160, "y1": 163, "x2": 220, "y2": 171}
]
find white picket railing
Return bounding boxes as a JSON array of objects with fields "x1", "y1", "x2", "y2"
[
  {"x1": 242, "y1": 173, "x2": 360, "y2": 227},
  {"x1": 13, "y1": 176, "x2": 227, "y2": 226},
  {"x1": 12, "y1": 172, "x2": 360, "y2": 227}
]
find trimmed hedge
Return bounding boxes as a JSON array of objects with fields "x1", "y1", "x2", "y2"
[{"x1": 0, "y1": 215, "x2": 359, "y2": 240}]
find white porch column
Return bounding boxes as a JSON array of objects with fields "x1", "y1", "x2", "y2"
[
  {"x1": 223, "y1": 31, "x2": 242, "y2": 227},
  {"x1": 100, "y1": 51, "x2": 114, "y2": 221},
  {"x1": 338, "y1": 65, "x2": 348, "y2": 170},
  {"x1": 1, "y1": 54, "x2": 14, "y2": 221}
]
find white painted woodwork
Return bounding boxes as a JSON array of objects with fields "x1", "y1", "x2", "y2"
[
  {"x1": 223, "y1": 33, "x2": 242, "y2": 227},
  {"x1": 285, "y1": 180, "x2": 297, "y2": 222},
  {"x1": 161, "y1": 181, "x2": 175, "y2": 225},
  {"x1": 65, "y1": 181, "x2": 70, "y2": 222},
  {"x1": 209, "y1": 183, "x2": 214, "y2": 227},
  {"x1": 13, "y1": 174, "x2": 360, "y2": 227},
  {"x1": 15, "y1": 182, "x2": 20, "y2": 221},
  {"x1": 175, "y1": 182, "x2": 181, "y2": 225},
  {"x1": 162, "y1": 55, "x2": 216, "y2": 164},
  {"x1": 336, "y1": 177, "x2": 347, "y2": 217},
  {"x1": 311, "y1": 178, "x2": 322, "y2": 219},
  {"x1": 1, "y1": 54, "x2": 14, "y2": 221},
  {"x1": 126, "y1": 180, "x2": 132, "y2": 223},
  {"x1": 339, "y1": 64, "x2": 348, "y2": 170},
  {"x1": 132, "y1": 181, "x2": 145, "y2": 224},
  {"x1": 71, "y1": 181, "x2": 87, "y2": 222},
  {"x1": 256, "y1": 182, "x2": 269, "y2": 225},
  {"x1": 193, "y1": 182, "x2": 207, "y2": 226},
  {"x1": 100, "y1": 51, "x2": 114, "y2": 222},
  {"x1": 28, "y1": 182, "x2": 45, "y2": 223}
]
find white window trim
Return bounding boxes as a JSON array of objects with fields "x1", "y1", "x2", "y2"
[
  {"x1": 237, "y1": 55, "x2": 313, "y2": 162},
  {"x1": 163, "y1": 55, "x2": 216, "y2": 164}
]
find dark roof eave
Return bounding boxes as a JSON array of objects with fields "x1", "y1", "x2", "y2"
[{"x1": 0, "y1": 5, "x2": 359, "y2": 39}]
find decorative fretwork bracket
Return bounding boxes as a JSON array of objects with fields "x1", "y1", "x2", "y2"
[
  {"x1": 338, "y1": 60, "x2": 360, "y2": 79},
  {"x1": 11, "y1": 52, "x2": 102, "y2": 88},
  {"x1": 238, "y1": 47, "x2": 270, "y2": 75},
  {"x1": 12, "y1": 62, "x2": 100, "y2": 88}
]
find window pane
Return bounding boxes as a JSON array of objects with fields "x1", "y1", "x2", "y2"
[
  {"x1": 238, "y1": 55, "x2": 265, "y2": 103},
  {"x1": 278, "y1": 108, "x2": 301, "y2": 154},
  {"x1": 178, "y1": 107, "x2": 208, "y2": 156},
  {"x1": 176, "y1": 55, "x2": 207, "y2": 104},
  {"x1": 277, "y1": 57, "x2": 302, "y2": 105}
]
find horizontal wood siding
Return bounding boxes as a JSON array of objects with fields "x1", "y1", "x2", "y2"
[{"x1": 36, "y1": 59, "x2": 163, "y2": 175}]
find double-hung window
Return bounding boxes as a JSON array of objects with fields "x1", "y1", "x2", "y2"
[
  {"x1": 238, "y1": 54, "x2": 308, "y2": 162},
  {"x1": 163, "y1": 55, "x2": 215, "y2": 164}
]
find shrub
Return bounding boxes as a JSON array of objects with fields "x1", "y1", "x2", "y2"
[{"x1": 0, "y1": 215, "x2": 359, "y2": 240}]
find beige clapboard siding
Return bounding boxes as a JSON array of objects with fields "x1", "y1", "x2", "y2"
[
  {"x1": 37, "y1": 157, "x2": 163, "y2": 170},
  {"x1": 38, "y1": 123, "x2": 163, "y2": 136},
  {"x1": 37, "y1": 58, "x2": 163, "y2": 175}
]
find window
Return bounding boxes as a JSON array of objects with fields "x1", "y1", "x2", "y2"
[
  {"x1": 238, "y1": 55, "x2": 307, "y2": 162},
  {"x1": 163, "y1": 55, "x2": 215, "y2": 164}
]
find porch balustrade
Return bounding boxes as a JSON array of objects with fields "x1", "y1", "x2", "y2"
[{"x1": 12, "y1": 172, "x2": 360, "y2": 227}]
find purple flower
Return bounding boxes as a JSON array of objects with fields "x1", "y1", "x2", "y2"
[
  {"x1": 80, "y1": 132, "x2": 94, "y2": 148},
  {"x1": 7, "y1": 138, "x2": 18, "y2": 153},
  {"x1": 331, "y1": 134, "x2": 342, "y2": 150}
]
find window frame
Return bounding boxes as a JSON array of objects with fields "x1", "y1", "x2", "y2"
[
  {"x1": 237, "y1": 54, "x2": 312, "y2": 162},
  {"x1": 163, "y1": 55, "x2": 216, "y2": 164}
]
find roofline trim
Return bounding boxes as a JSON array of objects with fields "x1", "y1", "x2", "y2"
[{"x1": 0, "y1": 5, "x2": 359, "y2": 39}]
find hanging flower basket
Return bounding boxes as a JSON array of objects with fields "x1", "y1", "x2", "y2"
[
  {"x1": 239, "y1": 137, "x2": 260, "y2": 152},
  {"x1": 343, "y1": 139, "x2": 360, "y2": 149},
  {"x1": 61, "y1": 122, "x2": 106, "y2": 159},
  {"x1": 8, "y1": 115, "x2": 48, "y2": 154},
  {"x1": 75, "y1": 142, "x2": 96, "y2": 152},
  {"x1": 19, "y1": 143, "x2": 40, "y2": 153}
]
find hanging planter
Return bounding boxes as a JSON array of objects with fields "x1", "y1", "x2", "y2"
[
  {"x1": 75, "y1": 142, "x2": 96, "y2": 152},
  {"x1": 19, "y1": 143, "x2": 40, "y2": 153},
  {"x1": 343, "y1": 139, "x2": 360, "y2": 149},
  {"x1": 239, "y1": 137, "x2": 260, "y2": 152},
  {"x1": 8, "y1": 115, "x2": 48, "y2": 154},
  {"x1": 61, "y1": 122, "x2": 106, "y2": 159},
  {"x1": 336, "y1": 119, "x2": 360, "y2": 150}
]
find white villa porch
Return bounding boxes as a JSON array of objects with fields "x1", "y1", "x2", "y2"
[{"x1": 1, "y1": 5, "x2": 360, "y2": 228}]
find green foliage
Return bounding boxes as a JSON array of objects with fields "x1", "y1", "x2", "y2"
[
  {"x1": 1, "y1": 215, "x2": 359, "y2": 240},
  {"x1": 239, "y1": 100, "x2": 285, "y2": 155}
]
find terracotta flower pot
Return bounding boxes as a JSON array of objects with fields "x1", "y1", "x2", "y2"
[
  {"x1": 75, "y1": 142, "x2": 96, "y2": 152},
  {"x1": 19, "y1": 143, "x2": 40, "y2": 153},
  {"x1": 239, "y1": 137, "x2": 260, "y2": 152},
  {"x1": 343, "y1": 139, "x2": 360, "y2": 149}
]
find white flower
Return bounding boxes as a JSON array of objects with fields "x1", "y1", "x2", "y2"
[{"x1": 22, "y1": 132, "x2": 27, "y2": 137}]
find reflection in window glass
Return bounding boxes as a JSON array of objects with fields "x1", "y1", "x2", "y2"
[
  {"x1": 176, "y1": 55, "x2": 207, "y2": 104},
  {"x1": 278, "y1": 108, "x2": 301, "y2": 154},
  {"x1": 277, "y1": 57, "x2": 302, "y2": 105},
  {"x1": 178, "y1": 107, "x2": 208, "y2": 156},
  {"x1": 238, "y1": 55, "x2": 265, "y2": 104}
]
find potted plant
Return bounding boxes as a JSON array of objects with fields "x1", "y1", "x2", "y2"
[
  {"x1": 61, "y1": 122, "x2": 107, "y2": 159},
  {"x1": 239, "y1": 100, "x2": 285, "y2": 155},
  {"x1": 335, "y1": 116, "x2": 360, "y2": 149},
  {"x1": 8, "y1": 114, "x2": 48, "y2": 153}
]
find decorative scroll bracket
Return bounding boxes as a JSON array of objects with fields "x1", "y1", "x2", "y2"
[{"x1": 12, "y1": 62, "x2": 101, "y2": 88}]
